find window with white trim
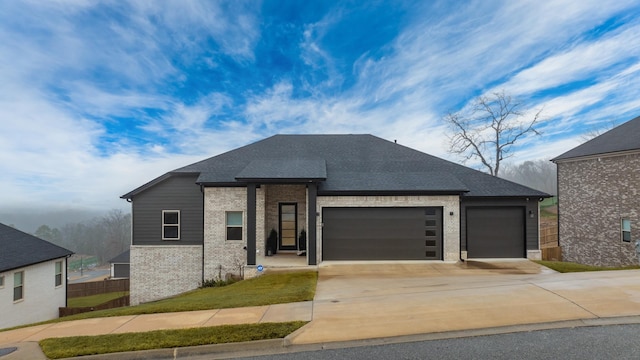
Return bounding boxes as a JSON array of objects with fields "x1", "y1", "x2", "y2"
[
  {"x1": 14, "y1": 271, "x2": 24, "y2": 302},
  {"x1": 226, "y1": 211, "x2": 243, "y2": 241},
  {"x1": 162, "y1": 210, "x2": 180, "y2": 240},
  {"x1": 55, "y1": 261, "x2": 63, "y2": 287},
  {"x1": 622, "y1": 218, "x2": 631, "y2": 243},
  {"x1": 0, "y1": 275, "x2": 4, "y2": 288}
]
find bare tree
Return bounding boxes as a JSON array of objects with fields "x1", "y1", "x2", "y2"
[
  {"x1": 580, "y1": 120, "x2": 618, "y2": 141},
  {"x1": 445, "y1": 91, "x2": 543, "y2": 176}
]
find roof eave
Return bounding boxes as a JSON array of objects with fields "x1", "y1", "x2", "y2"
[
  {"x1": 0, "y1": 252, "x2": 74, "y2": 274},
  {"x1": 317, "y1": 190, "x2": 469, "y2": 196}
]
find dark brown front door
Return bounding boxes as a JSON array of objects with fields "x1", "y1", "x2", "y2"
[{"x1": 279, "y1": 203, "x2": 297, "y2": 250}]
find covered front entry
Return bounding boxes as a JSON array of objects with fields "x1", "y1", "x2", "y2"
[
  {"x1": 322, "y1": 207, "x2": 442, "y2": 261},
  {"x1": 466, "y1": 207, "x2": 525, "y2": 258}
]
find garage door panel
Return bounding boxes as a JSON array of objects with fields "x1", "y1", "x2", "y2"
[
  {"x1": 467, "y1": 207, "x2": 525, "y2": 258},
  {"x1": 322, "y1": 207, "x2": 441, "y2": 261}
]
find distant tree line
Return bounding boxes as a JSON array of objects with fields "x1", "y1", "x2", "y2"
[
  {"x1": 500, "y1": 159, "x2": 557, "y2": 196},
  {"x1": 34, "y1": 209, "x2": 130, "y2": 264}
]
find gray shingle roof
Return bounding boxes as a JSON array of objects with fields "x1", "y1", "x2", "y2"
[
  {"x1": 553, "y1": 115, "x2": 640, "y2": 161},
  {"x1": 123, "y1": 134, "x2": 548, "y2": 198},
  {"x1": 109, "y1": 249, "x2": 130, "y2": 264},
  {"x1": 0, "y1": 223, "x2": 74, "y2": 273}
]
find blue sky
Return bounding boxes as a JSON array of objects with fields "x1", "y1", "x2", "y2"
[{"x1": 1, "y1": 0, "x2": 640, "y2": 212}]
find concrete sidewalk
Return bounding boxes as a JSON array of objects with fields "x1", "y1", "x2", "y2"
[
  {"x1": 0, "y1": 302, "x2": 312, "y2": 359},
  {"x1": 3, "y1": 261, "x2": 640, "y2": 359}
]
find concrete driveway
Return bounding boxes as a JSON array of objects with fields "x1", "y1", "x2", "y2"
[{"x1": 287, "y1": 260, "x2": 640, "y2": 344}]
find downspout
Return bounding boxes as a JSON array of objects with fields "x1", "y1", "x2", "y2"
[
  {"x1": 459, "y1": 196, "x2": 465, "y2": 262},
  {"x1": 201, "y1": 184, "x2": 205, "y2": 284},
  {"x1": 65, "y1": 255, "x2": 71, "y2": 308}
]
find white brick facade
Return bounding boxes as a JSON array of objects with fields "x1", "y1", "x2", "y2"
[
  {"x1": 203, "y1": 187, "x2": 266, "y2": 280},
  {"x1": 317, "y1": 195, "x2": 461, "y2": 262},
  {"x1": 130, "y1": 245, "x2": 202, "y2": 305},
  {"x1": 0, "y1": 259, "x2": 67, "y2": 329}
]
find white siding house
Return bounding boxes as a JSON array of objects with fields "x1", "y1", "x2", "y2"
[{"x1": 0, "y1": 223, "x2": 73, "y2": 329}]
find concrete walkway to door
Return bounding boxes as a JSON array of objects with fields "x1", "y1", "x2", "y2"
[{"x1": 287, "y1": 260, "x2": 640, "y2": 344}]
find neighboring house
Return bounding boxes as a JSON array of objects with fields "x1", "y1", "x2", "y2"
[
  {"x1": 0, "y1": 223, "x2": 73, "y2": 329},
  {"x1": 122, "y1": 134, "x2": 549, "y2": 304},
  {"x1": 552, "y1": 116, "x2": 640, "y2": 267},
  {"x1": 109, "y1": 250, "x2": 130, "y2": 279}
]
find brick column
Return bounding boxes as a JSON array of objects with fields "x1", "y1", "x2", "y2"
[{"x1": 247, "y1": 183, "x2": 256, "y2": 265}]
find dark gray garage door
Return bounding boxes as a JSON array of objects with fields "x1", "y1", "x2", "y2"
[
  {"x1": 466, "y1": 207, "x2": 525, "y2": 258},
  {"x1": 322, "y1": 207, "x2": 442, "y2": 261}
]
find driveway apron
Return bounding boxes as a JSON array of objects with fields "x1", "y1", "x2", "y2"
[{"x1": 288, "y1": 261, "x2": 640, "y2": 344}]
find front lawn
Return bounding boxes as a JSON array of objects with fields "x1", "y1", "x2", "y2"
[
  {"x1": 535, "y1": 260, "x2": 640, "y2": 273},
  {"x1": 58, "y1": 270, "x2": 317, "y2": 322},
  {"x1": 40, "y1": 321, "x2": 307, "y2": 359}
]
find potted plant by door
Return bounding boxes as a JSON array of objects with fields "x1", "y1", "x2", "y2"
[
  {"x1": 297, "y1": 229, "x2": 306, "y2": 256},
  {"x1": 267, "y1": 229, "x2": 278, "y2": 256}
]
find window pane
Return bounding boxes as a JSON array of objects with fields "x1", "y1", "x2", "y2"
[
  {"x1": 227, "y1": 212, "x2": 243, "y2": 226},
  {"x1": 14, "y1": 272, "x2": 22, "y2": 286},
  {"x1": 14, "y1": 286, "x2": 22, "y2": 301},
  {"x1": 56, "y1": 274, "x2": 62, "y2": 287},
  {"x1": 56, "y1": 261, "x2": 62, "y2": 273},
  {"x1": 622, "y1": 219, "x2": 631, "y2": 232},
  {"x1": 425, "y1": 219, "x2": 436, "y2": 226},
  {"x1": 164, "y1": 226, "x2": 179, "y2": 239},
  {"x1": 623, "y1": 231, "x2": 631, "y2": 242},
  {"x1": 164, "y1": 211, "x2": 179, "y2": 224},
  {"x1": 425, "y1": 230, "x2": 436, "y2": 237},
  {"x1": 425, "y1": 208, "x2": 436, "y2": 215},
  {"x1": 0, "y1": 276, "x2": 4, "y2": 287},
  {"x1": 227, "y1": 227, "x2": 242, "y2": 240}
]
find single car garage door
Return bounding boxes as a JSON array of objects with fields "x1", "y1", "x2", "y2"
[
  {"x1": 466, "y1": 207, "x2": 525, "y2": 258},
  {"x1": 322, "y1": 207, "x2": 442, "y2": 261}
]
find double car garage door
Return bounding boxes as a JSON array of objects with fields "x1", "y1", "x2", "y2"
[
  {"x1": 322, "y1": 207, "x2": 443, "y2": 261},
  {"x1": 322, "y1": 206, "x2": 526, "y2": 261}
]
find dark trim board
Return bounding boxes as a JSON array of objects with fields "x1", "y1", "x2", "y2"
[{"x1": 322, "y1": 207, "x2": 443, "y2": 261}]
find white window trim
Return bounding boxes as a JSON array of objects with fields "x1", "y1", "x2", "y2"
[
  {"x1": 621, "y1": 218, "x2": 631, "y2": 243},
  {"x1": 13, "y1": 271, "x2": 24, "y2": 303},
  {"x1": 55, "y1": 261, "x2": 63, "y2": 288},
  {"x1": 226, "y1": 211, "x2": 244, "y2": 241},
  {"x1": 162, "y1": 210, "x2": 181, "y2": 240}
]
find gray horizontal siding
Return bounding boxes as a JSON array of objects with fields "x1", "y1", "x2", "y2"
[
  {"x1": 460, "y1": 198, "x2": 539, "y2": 252},
  {"x1": 132, "y1": 174, "x2": 203, "y2": 246}
]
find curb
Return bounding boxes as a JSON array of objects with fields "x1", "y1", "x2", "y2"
[
  {"x1": 286, "y1": 315, "x2": 640, "y2": 350},
  {"x1": 60, "y1": 339, "x2": 285, "y2": 360},
  {"x1": 60, "y1": 315, "x2": 640, "y2": 359}
]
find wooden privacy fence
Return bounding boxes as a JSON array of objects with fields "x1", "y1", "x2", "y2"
[
  {"x1": 542, "y1": 246, "x2": 562, "y2": 261},
  {"x1": 59, "y1": 295, "x2": 130, "y2": 317},
  {"x1": 67, "y1": 279, "x2": 129, "y2": 298},
  {"x1": 540, "y1": 223, "x2": 559, "y2": 249}
]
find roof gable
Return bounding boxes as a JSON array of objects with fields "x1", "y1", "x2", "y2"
[
  {"x1": 123, "y1": 134, "x2": 548, "y2": 198},
  {"x1": 0, "y1": 223, "x2": 74, "y2": 273},
  {"x1": 553, "y1": 115, "x2": 640, "y2": 161}
]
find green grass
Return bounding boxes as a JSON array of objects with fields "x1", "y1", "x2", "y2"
[
  {"x1": 39, "y1": 321, "x2": 307, "y2": 359},
  {"x1": 67, "y1": 292, "x2": 129, "y2": 308},
  {"x1": 540, "y1": 196, "x2": 558, "y2": 207},
  {"x1": 535, "y1": 260, "x2": 640, "y2": 273},
  {"x1": 56, "y1": 270, "x2": 317, "y2": 322}
]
